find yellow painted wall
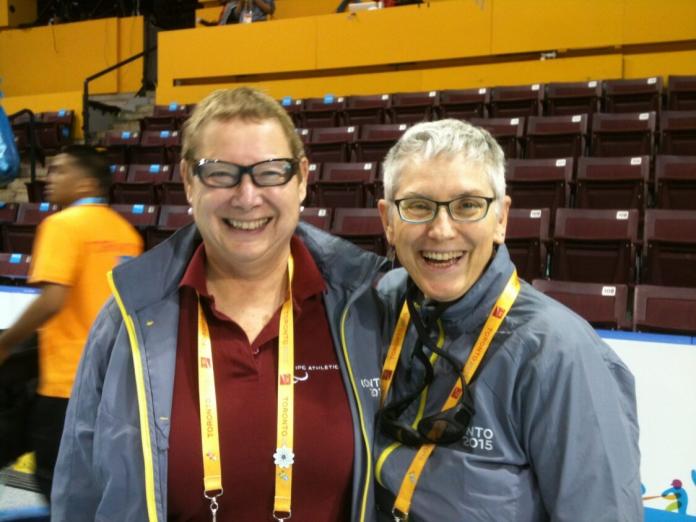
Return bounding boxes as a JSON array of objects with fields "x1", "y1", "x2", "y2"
[
  {"x1": 0, "y1": 0, "x2": 37, "y2": 27},
  {"x1": 158, "y1": 0, "x2": 696, "y2": 104},
  {"x1": 1, "y1": 91, "x2": 84, "y2": 138},
  {"x1": 0, "y1": 16, "x2": 143, "y2": 97}
]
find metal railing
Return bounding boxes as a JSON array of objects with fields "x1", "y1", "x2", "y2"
[{"x1": 82, "y1": 45, "x2": 157, "y2": 142}]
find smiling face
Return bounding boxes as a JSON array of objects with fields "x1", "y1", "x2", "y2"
[
  {"x1": 378, "y1": 154, "x2": 510, "y2": 302},
  {"x1": 182, "y1": 117, "x2": 308, "y2": 278}
]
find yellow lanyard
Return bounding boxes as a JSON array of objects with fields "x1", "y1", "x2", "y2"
[
  {"x1": 197, "y1": 256, "x2": 296, "y2": 522},
  {"x1": 380, "y1": 271, "x2": 520, "y2": 521}
]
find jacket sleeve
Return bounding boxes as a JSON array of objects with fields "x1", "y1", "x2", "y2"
[
  {"x1": 50, "y1": 299, "x2": 122, "y2": 521},
  {"x1": 516, "y1": 318, "x2": 643, "y2": 522}
]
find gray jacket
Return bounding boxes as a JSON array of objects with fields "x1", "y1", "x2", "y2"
[
  {"x1": 374, "y1": 245, "x2": 642, "y2": 522},
  {"x1": 52, "y1": 223, "x2": 387, "y2": 522}
]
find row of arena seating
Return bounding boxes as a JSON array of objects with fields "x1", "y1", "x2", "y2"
[
  {"x1": 0, "y1": 224, "x2": 694, "y2": 337},
  {"x1": 99, "y1": 110, "x2": 696, "y2": 165},
  {"x1": 22, "y1": 155, "x2": 696, "y2": 212},
  {"x1": 6, "y1": 201, "x2": 692, "y2": 287},
  {"x1": 120, "y1": 76, "x2": 696, "y2": 133}
]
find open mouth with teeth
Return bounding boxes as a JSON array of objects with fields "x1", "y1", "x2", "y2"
[
  {"x1": 421, "y1": 250, "x2": 464, "y2": 268},
  {"x1": 222, "y1": 217, "x2": 272, "y2": 231}
]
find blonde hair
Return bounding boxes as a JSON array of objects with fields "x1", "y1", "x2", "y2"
[{"x1": 181, "y1": 87, "x2": 304, "y2": 161}]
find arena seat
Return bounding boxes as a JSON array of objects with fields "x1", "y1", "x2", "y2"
[
  {"x1": 344, "y1": 94, "x2": 391, "y2": 125},
  {"x1": 525, "y1": 114, "x2": 588, "y2": 159},
  {"x1": 470, "y1": 117, "x2": 525, "y2": 159},
  {"x1": 590, "y1": 112, "x2": 656, "y2": 157},
  {"x1": 667, "y1": 75, "x2": 696, "y2": 111},
  {"x1": 603, "y1": 77, "x2": 663, "y2": 113},
  {"x1": 545, "y1": 81, "x2": 602, "y2": 117},
  {"x1": 300, "y1": 207, "x2": 333, "y2": 231},
  {"x1": 389, "y1": 91, "x2": 438, "y2": 124},
  {"x1": 354, "y1": 124, "x2": 409, "y2": 162},
  {"x1": 305, "y1": 126, "x2": 358, "y2": 163},
  {"x1": 0, "y1": 253, "x2": 32, "y2": 283},
  {"x1": 505, "y1": 208, "x2": 550, "y2": 281},
  {"x1": 659, "y1": 110, "x2": 696, "y2": 156},
  {"x1": 315, "y1": 162, "x2": 377, "y2": 208},
  {"x1": 437, "y1": 88, "x2": 488, "y2": 119},
  {"x1": 532, "y1": 279, "x2": 630, "y2": 329},
  {"x1": 642, "y1": 209, "x2": 696, "y2": 287},
  {"x1": 575, "y1": 156, "x2": 649, "y2": 211},
  {"x1": 654, "y1": 155, "x2": 696, "y2": 210},
  {"x1": 330, "y1": 208, "x2": 386, "y2": 255},
  {"x1": 505, "y1": 158, "x2": 572, "y2": 218},
  {"x1": 489, "y1": 84, "x2": 544, "y2": 118},
  {"x1": 551, "y1": 208, "x2": 639, "y2": 284},
  {"x1": 145, "y1": 205, "x2": 193, "y2": 250},
  {"x1": 633, "y1": 284, "x2": 696, "y2": 334},
  {"x1": 299, "y1": 96, "x2": 347, "y2": 128}
]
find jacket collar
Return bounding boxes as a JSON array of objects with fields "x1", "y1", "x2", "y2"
[
  {"x1": 110, "y1": 222, "x2": 387, "y2": 314},
  {"x1": 430, "y1": 245, "x2": 515, "y2": 338}
]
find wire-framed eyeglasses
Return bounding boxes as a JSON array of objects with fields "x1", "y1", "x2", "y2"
[
  {"x1": 393, "y1": 195, "x2": 495, "y2": 224},
  {"x1": 192, "y1": 158, "x2": 298, "y2": 188}
]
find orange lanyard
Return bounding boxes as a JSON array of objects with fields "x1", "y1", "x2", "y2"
[
  {"x1": 197, "y1": 256, "x2": 296, "y2": 522},
  {"x1": 380, "y1": 271, "x2": 520, "y2": 521}
]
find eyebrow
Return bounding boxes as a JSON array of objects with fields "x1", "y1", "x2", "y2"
[{"x1": 398, "y1": 190, "x2": 490, "y2": 199}]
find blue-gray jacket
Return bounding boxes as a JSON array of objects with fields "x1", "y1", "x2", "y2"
[
  {"x1": 52, "y1": 223, "x2": 387, "y2": 522},
  {"x1": 374, "y1": 245, "x2": 642, "y2": 522}
]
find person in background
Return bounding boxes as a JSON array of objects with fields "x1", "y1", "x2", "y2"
[
  {"x1": 52, "y1": 87, "x2": 386, "y2": 521},
  {"x1": 199, "y1": 0, "x2": 275, "y2": 25},
  {"x1": 373, "y1": 119, "x2": 642, "y2": 521},
  {"x1": 0, "y1": 145, "x2": 143, "y2": 502}
]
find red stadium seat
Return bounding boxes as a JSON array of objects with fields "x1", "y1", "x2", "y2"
[
  {"x1": 0, "y1": 253, "x2": 32, "y2": 283},
  {"x1": 659, "y1": 110, "x2": 696, "y2": 156},
  {"x1": 489, "y1": 84, "x2": 544, "y2": 118},
  {"x1": 390, "y1": 91, "x2": 438, "y2": 124},
  {"x1": 470, "y1": 117, "x2": 525, "y2": 159},
  {"x1": 603, "y1": 77, "x2": 663, "y2": 114},
  {"x1": 642, "y1": 209, "x2": 696, "y2": 287},
  {"x1": 145, "y1": 205, "x2": 194, "y2": 249},
  {"x1": 299, "y1": 96, "x2": 346, "y2": 128},
  {"x1": 525, "y1": 114, "x2": 588, "y2": 159},
  {"x1": 654, "y1": 155, "x2": 696, "y2": 210},
  {"x1": 354, "y1": 124, "x2": 409, "y2": 163},
  {"x1": 505, "y1": 158, "x2": 572, "y2": 217},
  {"x1": 306, "y1": 126, "x2": 358, "y2": 163},
  {"x1": 633, "y1": 284, "x2": 696, "y2": 334},
  {"x1": 1, "y1": 201, "x2": 56, "y2": 255},
  {"x1": 505, "y1": 208, "x2": 550, "y2": 281},
  {"x1": 315, "y1": 162, "x2": 377, "y2": 208},
  {"x1": 590, "y1": 112, "x2": 656, "y2": 157},
  {"x1": 551, "y1": 208, "x2": 639, "y2": 284},
  {"x1": 103, "y1": 130, "x2": 140, "y2": 165},
  {"x1": 330, "y1": 208, "x2": 386, "y2": 255},
  {"x1": 575, "y1": 156, "x2": 649, "y2": 211},
  {"x1": 545, "y1": 81, "x2": 602, "y2": 117},
  {"x1": 153, "y1": 103, "x2": 189, "y2": 118},
  {"x1": 344, "y1": 95, "x2": 391, "y2": 126},
  {"x1": 300, "y1": 207, "x2": 333, "y2": 231},
  {"x1": 438, "y1": 88, "x2": 489, "y2": 119},
  {"x1": 532, "y1": 279, "x2": 630, "y2": 329},
  {"x1": 667, "y1": 75, "x2": 696, "y2": 111},
  {"x1": 111, "y1": 203, "x2": 159, "y2": 230}
]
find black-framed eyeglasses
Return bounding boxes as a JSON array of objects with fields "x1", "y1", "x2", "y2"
[
  {"x1": 192, "y1": 158, "x2": 298, "y2": 188},
  {"x1": 393, "y1": 195, "x2": 495, "y2": 224},
  {"x1": 378, "y1": 284, "x2": 475, "y2": 447}
]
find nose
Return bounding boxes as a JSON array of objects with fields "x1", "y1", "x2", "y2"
[
  {"x1": 231, "y1": 172, "x2": 263, "y2": 208},
  {"x1": 427, "y1": 205, "x2": 456, "y2": 240}
]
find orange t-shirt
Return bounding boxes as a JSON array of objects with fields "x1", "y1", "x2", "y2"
[{"x1": 29, "y1": 203, "x2": 143, "y2": 398}]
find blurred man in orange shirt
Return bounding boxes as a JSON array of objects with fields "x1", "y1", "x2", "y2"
[{"x1": 0, "y1": 145, "x2": 143, "y2": 501}]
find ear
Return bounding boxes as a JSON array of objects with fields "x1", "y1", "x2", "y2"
[
  {"x1": 378, "y1": 199, "x2": 395, "y2": 245},
  {"x1": 494, "y1": 195, "x2": 511, "y2": 245},
  {"x1": 181, "y1": 160, "x2": 194, "y2": 204},
  {"x1": 296, "y1": 156, "x2": 309, "y2": 204}
]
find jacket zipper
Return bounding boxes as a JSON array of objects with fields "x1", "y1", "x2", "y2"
[
  {"x1": 339, "y1": 300, "x2": 372, "y2": 522},
  {"x1": 108, "y1": 271, "x2": 160, "y2": 522}
]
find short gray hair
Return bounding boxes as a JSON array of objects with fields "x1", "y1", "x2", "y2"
[{"x1": 382, "y1": 119, "x2": 506, "y2": 211}]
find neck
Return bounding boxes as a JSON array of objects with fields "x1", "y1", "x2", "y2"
[{"x1": 204, "y1": 246, "x2": 292, "y2": 341}]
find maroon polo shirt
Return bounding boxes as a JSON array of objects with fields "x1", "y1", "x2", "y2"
[{"x1": 168, "y1": 236, "x2": 354, "y2": 521}]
